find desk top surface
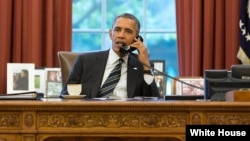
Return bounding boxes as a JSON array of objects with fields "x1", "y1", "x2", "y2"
[
  {"x1": 0, "y1": 98, "x2": 249, "y2": 112},
  {"x1": 0, "y1": 97, "x2": 250, "y2": 105}
]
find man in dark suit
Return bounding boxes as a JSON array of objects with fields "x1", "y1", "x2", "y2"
[{"x1": 61, "y1": 13, "x2": 160, "y2": 98}]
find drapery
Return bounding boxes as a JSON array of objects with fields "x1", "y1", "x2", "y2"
[
  {"x1": 176, "y1": 0, "x2": 240, "y2": 76},
  {"x1": 0, "y1": 0, "x2": 72, "y2": 93}
]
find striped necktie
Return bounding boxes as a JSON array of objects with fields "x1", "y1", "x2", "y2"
[{"x1": 97, "y1": 58, "x2": 123, "y2": 97}]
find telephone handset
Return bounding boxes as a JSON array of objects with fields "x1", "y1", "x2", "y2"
[{"x1": 119, "y1": 35, "x2": 144, "y2": 54}]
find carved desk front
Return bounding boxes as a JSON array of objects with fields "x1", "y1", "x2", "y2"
[{"x1": 0, "y1": 98, "x2": 250, "y2": 141}]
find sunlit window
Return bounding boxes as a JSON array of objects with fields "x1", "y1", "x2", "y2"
[{"x1": 72, "y1": 0, "x2": 178, "y2": 95}]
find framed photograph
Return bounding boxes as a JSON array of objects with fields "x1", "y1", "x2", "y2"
[
  {"x1": 35, "y1": 67, "x2": 46, "y2": 94},
  {"x1": 152, "y1": 60, "x2": 165, "y2": 74},
  {"x1": 7, "y1": 63, "x2": 35, "y2": 94},
  {"x1": 175, "y1": 78, "x2": 204, "y2": 96},
  {"x1": 44, "y1": 68, "x2": 62, "y2": 97},
  {"x1": 152, "y1": 60, "x2": 166, "y2": 97}
]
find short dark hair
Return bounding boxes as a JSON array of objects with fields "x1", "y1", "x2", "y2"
[{"x1": 111, "y1": 13, "x2": 141, "y2": 35}]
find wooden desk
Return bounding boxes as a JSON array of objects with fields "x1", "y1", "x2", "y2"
[{"x1": 0, "y1": 98, "x2": 250, "y2": 141}]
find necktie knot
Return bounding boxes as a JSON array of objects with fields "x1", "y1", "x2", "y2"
[{"x1": 118, "y1": 58, "x2": 123, "y2": 65}]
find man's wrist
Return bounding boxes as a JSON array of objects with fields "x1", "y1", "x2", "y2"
[{"x1": 143, "y1": 69, "x2": 154, "y2": 76}]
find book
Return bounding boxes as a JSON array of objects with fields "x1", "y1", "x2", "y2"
[{"x1": 0, "y1": 91, "x2": 40, "y2": 100}]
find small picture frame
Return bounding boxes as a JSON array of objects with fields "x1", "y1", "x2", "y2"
[
  {"x1": 152, "y1": 60, "x2": 166, "y2": 97},
  {"x1": 35, "y1": 67, "x2": 46, "y2": 94},
  {"x1": 175, "y1": 78, "x2": 204, "y2": 96},
  {"x1": 7, "y1": 63, "x2": 35, "y2": 94},
  {"x1": 44, "y1": 68, "x2": 62, "y2": 97}
]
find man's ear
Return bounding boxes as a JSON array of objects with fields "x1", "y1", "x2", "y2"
[{"x1": 109, "y1": 29, "x2": 112, "y2": 39}]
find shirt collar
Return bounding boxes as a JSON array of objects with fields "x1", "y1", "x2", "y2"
[{"x1": 108, "y1": 49, "x2": 128, "y2": 65}]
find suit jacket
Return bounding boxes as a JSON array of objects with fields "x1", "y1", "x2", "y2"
[{"x1": 61, "y1": 49, "x2": 160, "y2": 98}]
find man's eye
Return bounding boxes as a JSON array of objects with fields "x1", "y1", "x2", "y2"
[
  {"x1": 125, "y1": 30, "x2": 133, "y2": 34},
  {"x1": 114, "y1": 28, "x2": 120, "y2": 31}
]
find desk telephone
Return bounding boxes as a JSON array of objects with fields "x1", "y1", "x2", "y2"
[{"x1": 119, "y1": 35, "x2": 143, "y2": 54}]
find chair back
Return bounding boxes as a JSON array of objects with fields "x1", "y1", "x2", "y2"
[{"x1": 57, "y1": 51, "x2": 80, "y2": 86}]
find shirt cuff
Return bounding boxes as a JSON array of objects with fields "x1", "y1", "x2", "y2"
[{"x1": 144, "y1": 74, "x2": 154, "y2": 84}]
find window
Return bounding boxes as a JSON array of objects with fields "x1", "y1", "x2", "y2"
[{"x1": 72, "y1": 0, "x2": 178, "y2": 95}]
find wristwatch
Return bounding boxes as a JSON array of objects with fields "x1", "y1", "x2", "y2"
[{"x1": 143, "y1": 69, "x2": 154, "y2": 76}]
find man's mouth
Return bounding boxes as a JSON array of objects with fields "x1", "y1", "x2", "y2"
[{"x1": 116, "y1": 41, "x2": 126, "y2": 47}]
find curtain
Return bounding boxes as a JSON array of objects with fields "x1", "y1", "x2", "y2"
[
  {"x1": 176, "y1": 0, "x2": 240, "y2": 76},
  {"x1": 0, "y1": 0, "x2": 72, "y2": 93}
]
